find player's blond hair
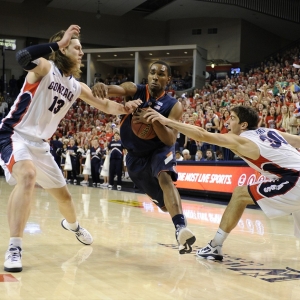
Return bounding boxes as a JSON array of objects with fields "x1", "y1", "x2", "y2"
[{"x1": 49, "y1": 30, "x2": 83, "y2": 79}]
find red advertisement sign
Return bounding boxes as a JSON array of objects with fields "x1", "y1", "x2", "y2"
[{"x1": 174, "y1": 164, "x2": 264, "y2": 193}]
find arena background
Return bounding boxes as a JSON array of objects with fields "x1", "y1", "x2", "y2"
[{"x1": 1, "y1": 0, "x2": 300, "y2": 82}]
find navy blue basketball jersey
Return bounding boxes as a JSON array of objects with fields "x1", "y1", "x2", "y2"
[{"x1": 120, "y1": 84, "x2": 178, "y2": 153}]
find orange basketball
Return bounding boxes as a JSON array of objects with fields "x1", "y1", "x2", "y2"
[{"x1": 131, "y1": 120, "x2": 157, "y2": 140}]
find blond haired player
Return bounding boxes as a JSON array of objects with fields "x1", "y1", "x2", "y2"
[{"x1": 0, "y1": 25, "x2": 141, "y2": 272}]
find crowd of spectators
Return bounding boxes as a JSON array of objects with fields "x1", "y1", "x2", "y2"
[{"x1": 2, "y1": 44, "x2": 300, "y2": 182}]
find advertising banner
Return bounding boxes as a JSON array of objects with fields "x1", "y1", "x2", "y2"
[{"x1": 174, "y1": 164, "x2": 265, "y2": 193}]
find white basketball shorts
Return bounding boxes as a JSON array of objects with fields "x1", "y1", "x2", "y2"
[
  {"x1": 248, "y1": 175, "x2": 300, "y2": 237},
  {"x1": 0, "y1": 131, "x2": 66, "y2": 189}
]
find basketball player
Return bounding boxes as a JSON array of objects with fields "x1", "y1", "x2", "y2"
[
  {"x1": 144, "y1": 105, "x2": 300, "y2": 260},
  {"x1": 0, "y1": 24, "x2": 141, "y2": 272},
  {"x1": 92, "y1": 61, "x2": 196, "y2": 254}
]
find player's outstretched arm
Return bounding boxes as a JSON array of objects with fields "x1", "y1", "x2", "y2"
[
  {"x1": 92, "y1": 82, "x2": 137, "y2": 98},
  {"x1": 80, "y1": 82, "x2": 141, "y2": 115},
  {"x1": 144, "y1": 109, "x2": 259, "y2": 159}
]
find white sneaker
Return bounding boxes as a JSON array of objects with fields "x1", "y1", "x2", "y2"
[
  {"x1": 108, "y1": 185, "x2": 113, "y2": 190},
  {"x1": 4, "y1": 246, "x2": 22, "y2": 272},
  {"x1": 67, "y1": 179, "x2": 71, "y2": 184},
  {"x1": 97, "y1": 183, "x2": 101, "y2": 188},
  {"x1": 61, "y1": 219, "x2": 93, "y2": 245},
  {"x1": 117, "y1": 185, "x2": 122, "y2": 191},
  {"x1": 196, "y1": 241, "x2": 223, "y2": 261},
  {"x1": 73, "y1": 179, "x2": 77, "y2": 185},
  {"x1": 92, "y1": 183, "x2": 96, "y2": 187},
  {"x1": 80, "y1": 180, "x2": 88, "y2": 186},
  {"x1": 100, "y1": 183, "x2": 108, "y2": 189},
  {"x1": 175, "y1": 225, "x2": 196, "y2": 254}
]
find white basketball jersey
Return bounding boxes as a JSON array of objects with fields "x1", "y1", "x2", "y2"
[
  {"x1": 240, "y1": 128, "x2": 300, "y2": 179},
  {"x1": 1, "y1": 61, "x2": 81, "y2": 139}
]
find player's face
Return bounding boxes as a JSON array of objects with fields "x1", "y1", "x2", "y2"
[
  {"x1": 64, "y1": 39, "x2": 84, "y2": 69},
  {"x1": 226, "y1": 111, "x2": 245, "y2": 135},
  {"x1": 148, "y1": 64, "x2": 170, "y2": 93}
]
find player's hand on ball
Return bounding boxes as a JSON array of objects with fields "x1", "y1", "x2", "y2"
[
  {"x1": 132, "y1": 108, "x2": 152, "y2": 125},
  {"x1": 124, "y1": 99, "x2": 142, "y2": 113},
  {"x1": 92, "y1": 82, "x2": 108, "y2": 99},
  {"x1": 144, "y1": 108, "x2": 168, "y2": 125}
]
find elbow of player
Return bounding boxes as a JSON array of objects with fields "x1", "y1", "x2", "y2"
[{"x1": 16, "y1": 49, "x2": 36, "y2": 70}]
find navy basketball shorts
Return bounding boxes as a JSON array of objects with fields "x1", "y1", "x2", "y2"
[{"x1": 126, "y1": 145, "x2": 178, "y2": 208}]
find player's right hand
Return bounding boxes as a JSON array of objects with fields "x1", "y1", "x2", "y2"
[{"x1": 92, "y1": 83, "x2": 108, "y2": 99}]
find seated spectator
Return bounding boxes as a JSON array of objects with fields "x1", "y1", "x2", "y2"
[
  {"x1": 182, "y1": 149, "x2": 192, "y2": 161},
  {"x1": 175, "y1": 151, "x2": 183, "y2": 161},
  {"x1": 216, "y1": 150, "x2": 224, "y2": 160},
  {"x1": 195, "y1": 150, "x2": 205, "y2": 161},
  {"x1": 205, "y1": 149, "x2": 215, "y2": 161}
]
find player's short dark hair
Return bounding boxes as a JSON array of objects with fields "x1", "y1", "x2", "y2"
[
  {"x1": 231, "y1": 106, "x2": 259, "y2": 130},
  {"x1": 150, "y1": 60, "x2": 171, "y2": 76}
]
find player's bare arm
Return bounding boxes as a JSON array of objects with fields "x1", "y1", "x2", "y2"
[
  {"x1": 144, "y1": 110, "x2": 260, "y2": 159},
  {"x1": 26, "y1": 58, "x2": 51, "y2": 84},
  {"x1": 80, "y1": 83, "x2": 141, "y2": 115},
  {"x1": 92, "y1": 81, "x2": 137, "y2": 98},
  {"x1": 279, "y1": 131, "x2": 300, "y2": 148}
]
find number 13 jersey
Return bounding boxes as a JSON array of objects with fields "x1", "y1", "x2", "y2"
[{"x1": 0, "y1": 61, "x2": 81, "y2": 140}]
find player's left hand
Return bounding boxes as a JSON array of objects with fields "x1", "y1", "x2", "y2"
[
  {"x1": 124, "y1": 99, "x2": 142, "y2": 113},
  {"x1": 143, "y1": 108, "x2": 168, "y2": 125}
]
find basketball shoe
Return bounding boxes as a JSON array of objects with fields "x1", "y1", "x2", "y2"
[
  {"x1": 4, "y1": 246, "x2": 22, "y2": 272},
  {"x1": 175, "y1": 225, "x2": 196, "y2": 254},
  {"x1": 61, "y1": 219, "x2": 93, "y2": 245},
  {"x1": 196, "y1": 241, "x2": 223, "y2": 260}
]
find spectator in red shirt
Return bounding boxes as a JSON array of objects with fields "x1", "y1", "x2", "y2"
[{"x1": 265, "y1": 106, "x2": 277, "y2": 129}]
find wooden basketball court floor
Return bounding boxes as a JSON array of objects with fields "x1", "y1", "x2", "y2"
[{"x1": 0, "y1": 177, "x2": 300, "y2": 300}]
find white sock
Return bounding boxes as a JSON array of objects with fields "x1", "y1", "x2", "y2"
[
  {"x1": 211, "y1": 228, "x2": 229, "y2": 247},
  {"x1": 9, "y1": 237, "x2": 22, "y2": 249},
  {"x1": 66, "y1": 220, "x2": 79, "y2": 231}
]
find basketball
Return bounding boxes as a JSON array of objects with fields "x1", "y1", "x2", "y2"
[{"x1": 131, "y1": 119, "x2": 157, "y2": 140}]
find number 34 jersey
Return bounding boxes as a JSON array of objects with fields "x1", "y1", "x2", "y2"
[
  {"x1": 0, "y1": 61, "x2": 81, "y2": 140},
  {"x1": 240, "y1": 128, "x2": 300, "y2": 179}
]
